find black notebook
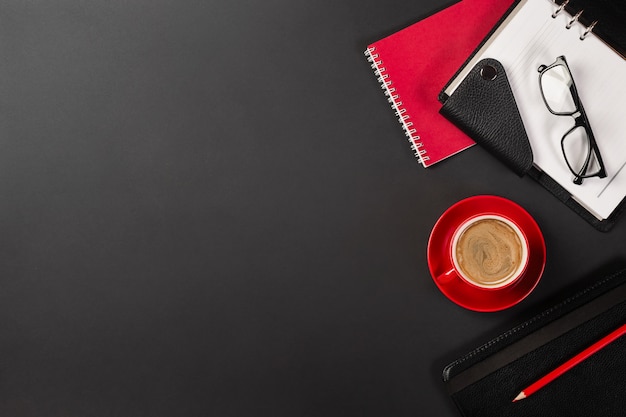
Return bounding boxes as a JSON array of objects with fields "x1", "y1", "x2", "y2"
[
  {"x1": 443, "y1": 267, "x2": 626, "y2": 416},
  {"x1": 438, "y1": 0, "x2": 626, "y2": 231}
]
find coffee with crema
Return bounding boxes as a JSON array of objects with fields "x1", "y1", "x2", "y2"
[{"x1": 454, "y1": 218, "x2": 525, "y2": 288}]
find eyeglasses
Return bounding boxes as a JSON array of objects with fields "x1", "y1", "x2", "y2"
[{"x1": 537, "y1": 55, "x2": 606, "y2": 185}]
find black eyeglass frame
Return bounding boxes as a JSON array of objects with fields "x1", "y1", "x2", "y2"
[{"x1": 537, "y1": 55, "x2": 607, "y2": 185}]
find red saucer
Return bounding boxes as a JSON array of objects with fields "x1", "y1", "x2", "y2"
[{"x1": 427, "y1": 195, "x2": 546, "y2": 312}]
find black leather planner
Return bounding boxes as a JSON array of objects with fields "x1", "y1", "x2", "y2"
[
  {"x1": 438, "y1": 0, "x2": 626, "y2": 232},
  {"x1": 443, "y1": 267, "x2": 626, "y2": 417}
]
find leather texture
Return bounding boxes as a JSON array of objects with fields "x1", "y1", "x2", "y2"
[
  {"x1": 440, "y1": 58, "x2": 533, "y2": 176},
  {"x1": 443, "y1": 268, "x2": 626, "y2": 417}
]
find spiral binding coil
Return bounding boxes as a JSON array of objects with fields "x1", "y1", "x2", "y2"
[
  {"x1": 364, "y1": 46, "x2": 428, "y2": 165},
  {"x1": 551, "y1": 0, "x2": 598, "y2": 40}
]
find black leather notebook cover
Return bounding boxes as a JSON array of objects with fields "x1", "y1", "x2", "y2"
[
  {"x1": 443, "y1": 268, "x2": 626, "y2": 417},
  {"x1": 563, "y1": 0, "x2": 626, "y2": 60},
  {"x1": 439, "y1": 58, "x2": 532, "y2": 177}
]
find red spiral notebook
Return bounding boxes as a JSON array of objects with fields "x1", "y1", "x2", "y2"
[{"x1": 365, "y1": 0, "x2": 514, "y2": 167}]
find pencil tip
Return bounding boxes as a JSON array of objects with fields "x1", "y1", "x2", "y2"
[{"x1": 513, "y1": 392, "x2": 526, "y2": 402}]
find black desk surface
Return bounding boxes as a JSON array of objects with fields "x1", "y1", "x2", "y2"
[{"x1": 3, "y1": 1, "x2": 626, "y2": 415}]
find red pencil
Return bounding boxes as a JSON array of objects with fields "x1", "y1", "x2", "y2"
[{"x1": 513, "y1": 323, "x2": 626, "y2": 402}]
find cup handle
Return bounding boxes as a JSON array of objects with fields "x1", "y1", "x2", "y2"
[{"x1": 436, "y1": 268, "x2": 457, "y2": 284}]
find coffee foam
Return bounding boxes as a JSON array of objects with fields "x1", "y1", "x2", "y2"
[{"x1": 454, "y1": 218, "x2": 525, "y2": 287}]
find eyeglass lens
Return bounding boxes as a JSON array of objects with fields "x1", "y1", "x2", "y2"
[
  {"x1": 562, "y1": 125, "x2": 602, "y2": 177},
  {"x1": 540, "y1": 64, "x2": 577, "y2": 114}
]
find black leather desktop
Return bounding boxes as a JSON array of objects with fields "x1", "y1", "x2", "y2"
[{"x1": 2, "y1": 1, "x2": 626, "y2": 416}]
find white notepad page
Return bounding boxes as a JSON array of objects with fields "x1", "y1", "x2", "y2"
[{"x1": 445, "y1": 0, "x2": 626, "y2": 220}]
